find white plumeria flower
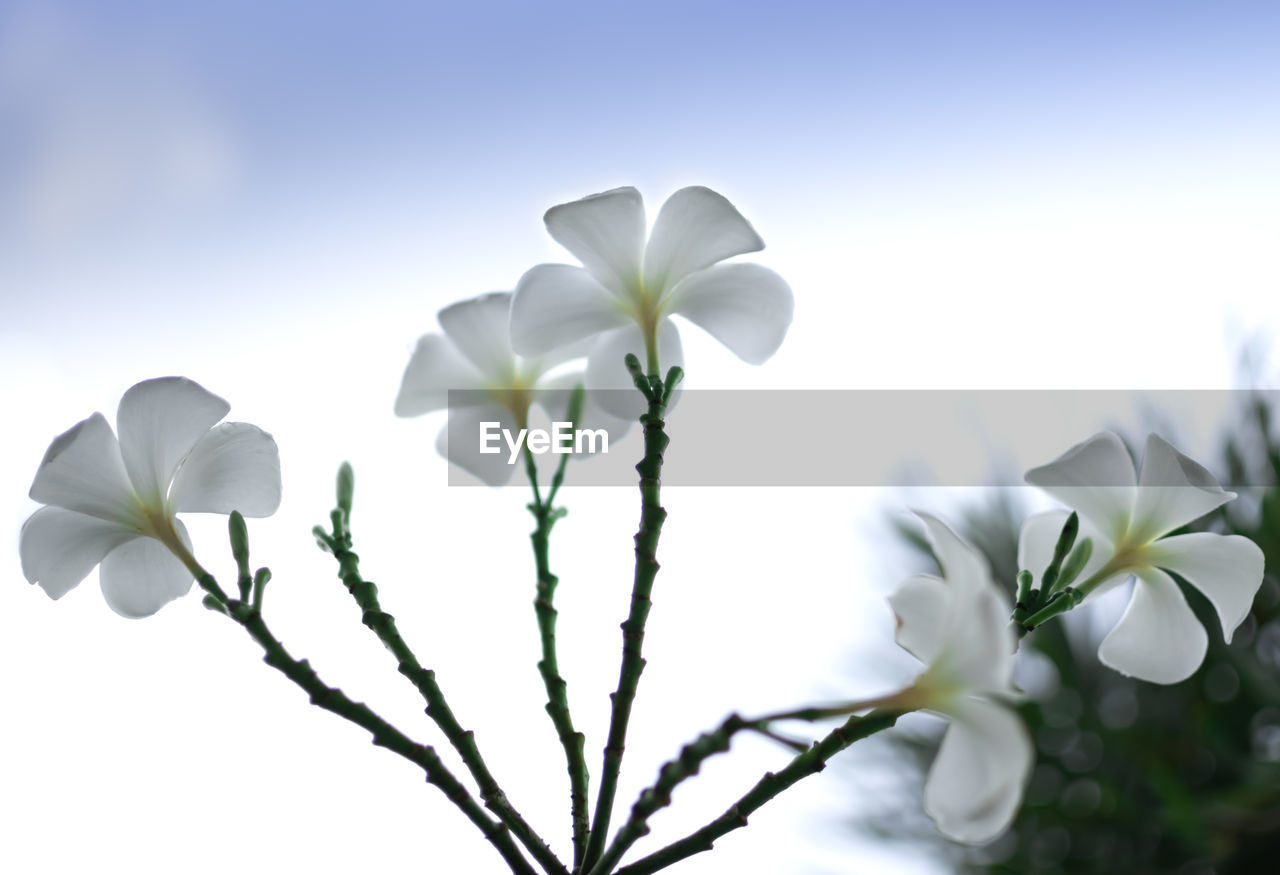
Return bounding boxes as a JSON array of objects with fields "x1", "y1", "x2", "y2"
[
  {"x1": 395, "y1": 291, "x2": 627, "y2": 486},
  {"x1": 887, "y1": 512, "x2": 1033, "y2": 845},
  {"x1": 21, "y1": 377, "x2": 281, "y2": 618},
  {"x1": 509, "y1": 186, "x2": 794, "y2": 417},
  {"x1": 1021, "y1": 432, "x2": 1265, "y2": 684}
]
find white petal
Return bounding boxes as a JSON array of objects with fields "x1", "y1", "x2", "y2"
[
  {"x1": 1145, "y1": 532, "x2": 1265, "y2": 643},
  {"x1": 394, "y1": 334, "x2": 486, "y2": 417},
  {"x1": 1024, "y1": 431, "x2": 1136, "y2": 544},
  {"x1": 437, "y1": 292, "x2": 517, "y2": 381},
  {"x1": 1130, "y1": 434, "x2": 1235, "y2": 543},
  {"x1": 169, "y1": 423, "x2": 282, "y2": 517},
  {"x1": 915, "y1": 511, "x2": 991, "y2": 597},
  {"x1": 1017, "y1": 510, "x2": 1111, "y2": 594},
  {"x1": 643, "y1": 187, "x2": 764, "y2": 297},
  {"x1": 29, "y1": 412, "x2": 141, "y2": 525},
  {"x1": 938, "y1": 583, "x2": 1018, "y2": 695},
  {"x1": 117, "y1": 377, "x2": 229, "y2": 503},
  {"x1": 666, "y1": 263, "x2": 793, "y2": 364},
  {"x1": 888, "y1": 573, "x2": 949, "y2": 665},
  {"x1": 924, "y1": 698, "x2": 1032, "y2": 844},
  {"x1": 436, "y1": 404, "x2": 522, "y2": 487},
  {"x1": 20, "y1": 506, "x2": 140, "y2": 600},
  {"x1": 510, "y1": 264, "x2": 630, "y2": 357},
  {"x1": 1097, "y1": 567, "x2": 1208, "y2": 684},
  {"x1": 584, "y1": 319, "x2": 684, "y2": 420},
  {"x1": 99, "y1": 522, "x2": 195, "y2": 618},
  {"x1": 544, "y1": 186, "x2": 645, "y2": 297},
  {"x1": 533, "y1": 370, "x2": 635, "y2": 446}
]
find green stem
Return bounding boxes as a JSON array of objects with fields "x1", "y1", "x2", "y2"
[
  {"x1": 582, "y1": 360, "x2": 675, "y2": 871},
  {"x1": 188, "y1": 570, "x2": 537, "y2": 875},
  {"x1": 322, "y1": 499, "x2": 567, "y2": 875},
  {"x1": 523, "y1": 448, "x2": 591, "y2": 870},
  {"x1": 611, "y1": 709, "x2": 900, "y2": 875}
]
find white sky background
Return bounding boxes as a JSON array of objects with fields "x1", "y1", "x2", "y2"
[{"x1": 3, "y1": 2, "x2": 1280, "y2": 873}]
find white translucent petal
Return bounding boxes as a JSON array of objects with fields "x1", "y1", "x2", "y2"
[
  {"x1": 20, "y1": 506, "x2": 139, "y2": 600},
  {"x1": 1017, "y1": 510, "x2": 1110, "y2": 595},
  {"x1": 533, "y1": 370, "x2": 634, "y2": 447},
  {"x1": 394, "y1": 334, "x2": 486, "y2": 417},
  {"x1": 1024, "y1": 431, "x2": 1136, "y2": 543},
  {"x1": 29, "y1": 412, "x2": 141, "y2": 525},
  {"x1": 1097, "y1": 567, "x2": 1208, "y2": 684},
  {"x1": 544, "y1": 186, "x2": 645, "y2": 297},
  {"x1": 437, "y1": 292, "x2": 517, "y2": 382},
  {"x1": 666, "y1": 263, "x2": 794, "y2": 364},
  {"x1": 1130, "y1": 434, "x2": 1235, "y2": 543},
  {"x1": 915, "y1": 511, "x2": 991, "y2": 597},
  {"x1": 887, "y1": 573, "x2": 949, "y2": 666},
  {"x1": 924, "y1": 698, "x2": 1033, "y2": 844},
  {"x1": 1145, "y1": 532, "x2": 1265, "y2": 643},
  {"x1": 169, "y1": 423, "x2": 282, "y2": 517},
  {"x1": 643, "y1": 187, "x2": 764, "y2": 297},
  {"x1": 99, "y1": 522, "x2": 195, "y2": 618},
  {"x1": 510, "y1": 264, "x2": 630, "y2": 357},
  {"x1": 436, "y1": 404, "x2": 522, "y2": 487},
  {"x1": 939, "y1": 584, "x2": 1018, "y2": 695},
  {"x1": 584, "y1": 319, "x2": 684, "y2": 420},
  {"x1": 117, "y1": 377, "x2": 229, "y2": 503}
]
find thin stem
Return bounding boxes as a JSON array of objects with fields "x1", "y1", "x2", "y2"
[
  {"x1": 612, "y1": 709, "x2": 900, "y2": 875},
  {"x1": 321, "y1": 498, "x2": 567, "y2": 875}
]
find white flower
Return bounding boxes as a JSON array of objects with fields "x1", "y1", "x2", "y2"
[
  {"x1": 395, "y1": 291, "x2": 627, "y2": 486},
  {"x1": 888, "y1": 513, "x2": 1033, "y2": 844},
  {"x1": 509, "y1": 186, "x2": 794, "y2": 417},
  {"x1": 1021, "y1": 432, "x2": 1265, "y2": 684},
  {"x1": 21, "y1": 377, "x2": 281, "y2": 618}
]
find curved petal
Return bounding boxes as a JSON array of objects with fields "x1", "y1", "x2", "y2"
[
  {"x1": 20, "y1": 506, "x2": 140, "y2": 600},
  {"x1": 937, "y1": 583, "x2": 1018, "y2": 695},
  {"x1": 666, "y1": 263, "x2": 793, "y2": 364},
  {"x1": 533, "y1": 370, "x2": 635, "y2": 447},
  {"x1": 99, "y1": 522, "x2": 195, "y2": 618},
  {"x1": 437, "y1": 292, "x2": 517, "y2": 382},
  {"x1": 643, "y1": 187, "x2": 764, "y2": 297},
  {"x1": 1130, "y1": 434, "x2": 1235, "y2": 542},
  {"x1": 29, "y1": 412, "x2": 141, "y2": 525},
  {"x1": 117, "y1": 377, "x2": 229, "y2": 503},
  {"x1": 437, "y1": 404, "x2": 521, "y2": 487},
  {"x1": 924, "y1": 698, "x2": 1032, "y2": 844},
  {"x1": 1024, "y1": 431, "x2": 1136, "y2": 544},
  {"x1": 888, "y1": 573, "x2": 949, "y2": 666},
  {"x1": 584, "y1": 319, "x2": 684, "y2": 420},
  {"x1": 544, "y1": 186, "x2": 645, "y2": 298},
  {"x1": 1097, "y1": 567, "x2": 1208, "y2": 684},
  {"x1": 1017, "y1": 510, "x2": 1111, "y2": 593},
  {"x1": 510, "y1": 264, "x2": 630, "y2": 358},
  {"x1": 169, "y1": 423, "x2": 282, "y2": 517},
  {"x1": 1145, "y1": 532, "x2": 1265, "y2": 643},
  {"x1": 394, "y1": 334, "x2": 486, "y2": 417},
  {"x1": 915, "y1": 511, "x2": 991, "y2": 597}
]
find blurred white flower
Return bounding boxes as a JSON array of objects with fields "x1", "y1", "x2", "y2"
[
  {"x1": 21, "y1": 377, "x2": 281, "y2": 618},
  {"x1": 888, "y1": 512, "x2": 1032, "y2": 844},
  {"x1": 395, "y1": 291, "x2": 626, "y2": 486},
  {"x1": 509, "y1": 186, "x2": 793, "y2": 417},
  {"x1": 1021, "y1": 432, "x2": 1265, "y2": 684}
]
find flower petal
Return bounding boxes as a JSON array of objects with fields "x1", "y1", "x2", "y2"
[
  {"x1": 99, "y1": 522, "x2": 195, "y2": 618},
  {"x1": 1024, "y1": 431, "x2": 1136, "y2": 544},
  {"x1": 510, "y1": 264, "x2": 630, "y2": 358},
  {"x1": 643, "y1": 187, "x2": 765, "y2": 297},
  {"x1": 394, "y1": 334, "x2": 486, "y2": 417},
  {"x1": 169, "y1": 422, "x2": 282, "y2": 517},
  {"x1": 29, "y1": 412, "x2": 141, "y2": 525},
  {"x1": 117, "y1": 377, "x2": 230, "y2": 504},
  {"x1": 584, "y1": 319, "x2": 684, "y2": 420},
  {"x1": 533, "y1": 370, "x2": 634, "y2": 446},
  {"x1": 20, "y1": 506, "x2": 140, "y2": 600},
  {"x1": 924, "y1": 698, "x2": 1033, "y2": 844},
  {"x1": 1145, "y1": 532, "x2": 1265, "y2": 643},
  {"x1": 437, "y1": 404, "x2": 522, "y2": 487},
  {"x1": 1017, "y1": 510, "x2": 1111, "y2": 593},
  {"x1": 888, "y1": 573, "x2": 949, "y2": 666},
  {"x1": 1097, "y1": 567, "x2": 1208, "y2": 684},
  {"x1": 939, "y1": 583, "x2": 1018, "y2": 695},
  {"x1": 1130, "y1": 434, "x2": 1235, "y2": 542},
  {"x1": 915, "y1": 511, "x2": 991, "y2": 597},
  {"x1": 437, "y1": 292, "x2": 517, "y2": 382},
  {"x1": 544, "y1": 187, "x2": 646, "y2": 298},
  {"x1": 666, "y1": 263, "x2": 793, "y2": 364}
]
